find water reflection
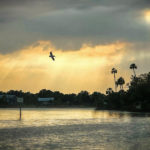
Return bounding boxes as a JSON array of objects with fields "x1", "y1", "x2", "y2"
[
  {"x1": 93, "y1": 110, "x2": 150, "y2": 118},
  {"x1": 0, "y1": 108, "x2": 150, "y2": 121},
  {"x1": 0, "y1": 108, "x2": 150, "y2": 129},
  {"x1": 0, "y1": 108, "x2": 150, "y2": 150}
]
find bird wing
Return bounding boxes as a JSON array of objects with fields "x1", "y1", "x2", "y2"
[
  {"x1": 52, "y1": 56, "x2": 55, "y2": 61},
  {"x1": 50, "y1": 52, "x2": 52, "y2": 55},
  {"x1": 49, "y1": 51, "x2": 55, "y2": 61}
]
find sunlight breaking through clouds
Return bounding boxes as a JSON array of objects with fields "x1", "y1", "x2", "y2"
[
  {"x1": 0, "y1": 41, "x2": 139, "y2": 93},
  {"x1": 144, "y1": 10, "x2": 150, "y2": 23}
]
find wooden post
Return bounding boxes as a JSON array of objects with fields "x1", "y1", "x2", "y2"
[
  {"x1": 19, "y1": 104, "x2": 22, "y2": 120},
  {"x1": 17, "y1": 97, "x2": 23, "y2": 120}
]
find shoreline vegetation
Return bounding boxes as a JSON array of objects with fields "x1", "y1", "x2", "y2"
[
  {"x1": 0, "y1": 105, "x2": 94, "y2": 109},
  {"x1": 0, "y1": 64, "x2": 150, "y2": 113}
]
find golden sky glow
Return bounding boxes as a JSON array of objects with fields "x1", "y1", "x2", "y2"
[
  {"x1": 144, "y1": 10, "x2": 150, "y2": 23},
  {"x1": 0, "y1": 41, "x2": 133, "y2": 93},
  {"x1": 0, "y1": 1, "x2": 150, "y2": 94}
]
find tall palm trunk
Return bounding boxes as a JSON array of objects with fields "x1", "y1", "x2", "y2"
[
  {"x1": 119, "y1": 84, "x2": 123, "y2": 90},
  {"x1": 120, "y1": 85, "x2": 121, "y2": 90},
  {"x1": 133, "y1": 68, "x2": 136, "y2": 77},
  {"x1": 114, "y1": 73, "x2": 117, "y2": 92}
]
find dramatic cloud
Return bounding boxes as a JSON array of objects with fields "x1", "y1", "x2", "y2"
[
  {"x1": 0, "y1": 0, "x2": 150, "y2": 93},
  {"x1": 0, "y1": 0, "x2": 150, "y2": 53},
  {"x1": 0, "y1": 41, "x2": 131, "y2": 93}
]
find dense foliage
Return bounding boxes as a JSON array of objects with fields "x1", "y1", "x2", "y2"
[
  {"x1": 0, "y1": 72, "x2": 150, "y2": 112},
  {"x1": 0, "y1": 89, "x2": 105, "y2": 107},
  {"x1": 102, "y1": 72, "x2": 150, "y2": 112}
]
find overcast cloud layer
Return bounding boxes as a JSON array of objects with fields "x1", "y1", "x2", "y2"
[{"x1": 0, "y1": 0, "x2": 150, "y2": 53}]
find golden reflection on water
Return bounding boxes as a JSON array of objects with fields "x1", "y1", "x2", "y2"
[
  {"x1": 0, "y1": 108, "x2": 129, "y2": 120},
  {"x1": 0, "y1": 108, "x2": 149, "y2": 129},
  {"x1": 0, "y1": 108, "x2": 96, "y2": 120},
  {"x1": 0, "y1": 108, "x2": 150, "y2": 150},
  {"x1": 92, "y1": 110, "x2": 127, "y2": 118}
]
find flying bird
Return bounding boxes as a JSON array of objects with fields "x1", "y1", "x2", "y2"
[{"x1": 49, "y1": 51, "x2": 55, "y2": 61}]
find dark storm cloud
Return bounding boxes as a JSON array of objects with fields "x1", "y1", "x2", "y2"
[
  {"x1": 0, "y1": 0, "x2": 149, "y2": 11},
  {"x1": 0, "y1": 0, "x2": 150, "y2": 53}
]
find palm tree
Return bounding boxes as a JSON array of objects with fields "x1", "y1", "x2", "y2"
[
  {"x1": 106, "y1": 88, "x2": 113, "y2": 95},
  {"x1": 130, "y1": 63, "x2": 137, "y2": 77},
  {"x1": 116, "y1": 77, "x2": 125, "y2": 90},
  {"x1": 111, "y1": 68, "x2": 117, "y2": 92}
]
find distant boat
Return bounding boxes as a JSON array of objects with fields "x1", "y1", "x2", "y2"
[{"x1": 49, "y1": 51, "x2": 55, "y2": 61}]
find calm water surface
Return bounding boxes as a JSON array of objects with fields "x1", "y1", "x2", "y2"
[{"x1": 0, "y1": 108, "x2": 150, "y2": 150}]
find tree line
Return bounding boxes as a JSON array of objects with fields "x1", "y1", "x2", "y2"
[
  {"x1": 0, "y1": 63, "x2": 150, "y2": 112},
  {"x1": 0, "y1": 89, "x2": 105, "y2": 107}
]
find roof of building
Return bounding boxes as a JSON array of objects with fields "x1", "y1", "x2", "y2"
[{"x1": 38, "y1": 97, "x2": 54, "y2": 102}]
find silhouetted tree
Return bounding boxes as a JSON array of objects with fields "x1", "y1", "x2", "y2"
[
  {"x1": 116, "y1": 77, "x2": 125, "y2": 90},
  {"x1": 38, "y1": 89, "x2": 53, "y2": 98},
  {"x1": 77, "y1": 91, "x2": 91, "y2": 105},
  {"x1": 106, "y1": 88, "x2": 113, "y2": 95},
  {"x1": 130, "y1": 63, "x2": 137, "y2": 77},
  {"x1": 111, "y1": 68, "x2": 117, "y2": 92},
  {"x1": 90, "y1": 92, "x2": 105, "y2": 107},
  {"x1": 7, "y1": 90, "x2": 23, "y2": 97}
]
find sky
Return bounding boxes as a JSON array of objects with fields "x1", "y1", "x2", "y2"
[{"x1": 0, "y1": 0, "x2": 150, "y2": 94}]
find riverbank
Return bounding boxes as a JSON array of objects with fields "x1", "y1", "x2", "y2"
[{"x1": 0, "y1": 105, "x2": 94, "y2": 108}]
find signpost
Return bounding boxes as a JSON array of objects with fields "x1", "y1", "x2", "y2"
[{"x1": 17, "y1": 98, "x2": 23, "y2": 120}]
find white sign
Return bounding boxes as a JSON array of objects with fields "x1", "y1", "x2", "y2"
[{"x1": 17, "y1": 98, "x2": 23, "y2": 103}]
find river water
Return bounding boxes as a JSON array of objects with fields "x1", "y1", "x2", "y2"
[{"x1": 0, "y1": 108, "x2": 150, "y2": 150}]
